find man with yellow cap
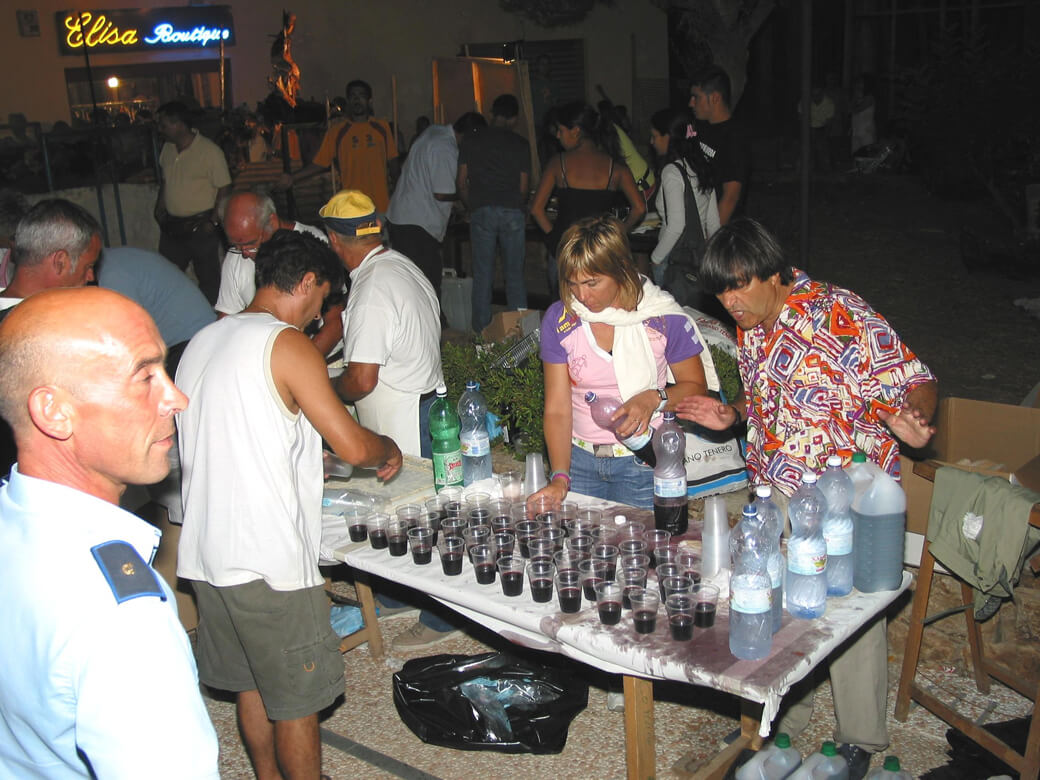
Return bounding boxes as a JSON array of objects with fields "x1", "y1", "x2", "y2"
[
  {"x1": 322, "y1": 190, "x2": 460, "y2": 650},
  {"x1": 322, "y1": 190, "x2": 443, "y2": 458}
]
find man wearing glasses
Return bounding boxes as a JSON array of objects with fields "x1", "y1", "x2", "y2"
[{"x1": 215, "y1": 190, "x2": 343, "y2": 359}]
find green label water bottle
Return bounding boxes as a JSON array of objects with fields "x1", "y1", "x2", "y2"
[{"x1": 430, "y1": 385, "x2": 463, "y2": 491}]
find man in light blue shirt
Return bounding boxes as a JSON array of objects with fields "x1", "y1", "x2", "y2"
[{"x1": 0, "y1": 287, "x2": 218, "y2": 778}]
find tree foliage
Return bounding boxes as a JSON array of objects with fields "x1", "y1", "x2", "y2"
[
  {"x1": 651, "y1": 0, "x2": 775, "y2": 108},
  {"x1": 499, "y1": 0, "x2": 614, "y2": 27}
]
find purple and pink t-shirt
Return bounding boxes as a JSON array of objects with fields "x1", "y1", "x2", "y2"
[{"x1": 539, "y1": 300, "x2": 704, "y2": 445}]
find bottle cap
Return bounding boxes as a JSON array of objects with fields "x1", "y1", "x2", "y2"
[
  {"x1": 821, "y1": 741, "x2": 837, "y2": 756},
  {"x1": 801, "y1": 471, "x2": 818, "y2": 484},
  {"x1": 826, "y1": 454, "x2": 842, "y2": 467},
  {"x1": 741, "y1": 504, "x2": 758, "y2": 518},
  {"x1": 585, "y1": 391, "x2": 597, "y2": 403},
  {"x1": 466, "y1": 380, "x2": 479, "y2": 390},
  {"x1": 436, "y1": 384, "x2": 447, "y2": 397},
  {"x1": 662, "y1": 410, "x2": 676, "y2": 421},
  {"x1": 774, "y1": 733, "x2": 791, "y2": 748},
  {"x1": 852, "y1": 452, "x2": 867, "y2": 463},
  {"x1": 754, "y1": 484, "x2": 772, "y2": 498},
  {"x1": 882, "y1": 756, "x2": 901, "y2": 771}
]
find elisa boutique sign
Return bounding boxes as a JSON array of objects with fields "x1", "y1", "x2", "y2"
[{"x1": 57, "y1": 6, "x2": 235, "y2": 54}]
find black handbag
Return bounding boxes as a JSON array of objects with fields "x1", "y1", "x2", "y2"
[{"x1": 660, "y1": 161, "x2": 707, "y2": 309}]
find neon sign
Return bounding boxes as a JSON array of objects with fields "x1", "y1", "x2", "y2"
[{"x1": 57, "y1": 7, "x2": 235, "y2": 55}]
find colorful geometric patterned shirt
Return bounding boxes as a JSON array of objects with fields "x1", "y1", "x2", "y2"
[{"x1": 738, "y1": 270, "x2": 935, "y2": 496}]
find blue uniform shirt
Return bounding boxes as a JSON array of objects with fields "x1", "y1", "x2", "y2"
[{"x1": 0, "y1": 466, "x2": 219, "y2": 778}]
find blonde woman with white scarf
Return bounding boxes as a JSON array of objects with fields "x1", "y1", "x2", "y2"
[{"x1": 528, "y1": 216, "x2": 710, "y2": 510}]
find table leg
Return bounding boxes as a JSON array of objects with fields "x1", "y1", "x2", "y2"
[
  {"x1": 335, "y1": 570, "x2": 384, "y2": 657},
  {"x1": 623, "y1": 674, "x2": 656, "y2": 780},
  {"x1": 674, "y1": 698, "x2": 763, "y2": 779}
]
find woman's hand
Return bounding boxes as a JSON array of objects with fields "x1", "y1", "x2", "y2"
[
  {"x1": 675, "y1": 395, "x2": 739, "y2": 431},
  {"x1": 878, "y1": 402, "x2": 935, "y2": 449},
  {"x1": 527, "y1": 478, "x2": 568, "y2": 512},
  {"x1": 612, "y1": 389, "x2": 660, "y2": 438}
]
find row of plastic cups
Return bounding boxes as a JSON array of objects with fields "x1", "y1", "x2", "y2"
[{"x1": 595, "y1": 581, "x2": 719, "y2": 639}]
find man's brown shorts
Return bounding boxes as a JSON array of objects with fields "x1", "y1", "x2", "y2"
[{"x1": 192, "y1": 579, "x2": 344, "y2": 721}]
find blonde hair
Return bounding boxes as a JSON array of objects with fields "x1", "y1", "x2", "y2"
[{"x1": 557, "y1": 215, "x2": 642, "y2": 313}]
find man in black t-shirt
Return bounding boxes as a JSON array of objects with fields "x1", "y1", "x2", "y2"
[
  {"x1": 689, "y1": 66, "x2": 751, "y2": 225},
  {"x1": 457, "y1": 94, "x2": 532, "y2": 333}
]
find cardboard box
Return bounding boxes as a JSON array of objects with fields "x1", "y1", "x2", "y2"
[
  {"x1": 481, "y1": 309, "x2": 541, "y2": 343},
  {"x1": 901, "y1": 398, "x2": 1040, "y2": 545}
]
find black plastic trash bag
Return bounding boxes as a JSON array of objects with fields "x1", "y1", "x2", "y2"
[{"x1": 392, "y1": 652, "x2": 589, "y2": 754}]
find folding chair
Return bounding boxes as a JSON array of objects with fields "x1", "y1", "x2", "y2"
[{"x1": 894, "y1": 460, "x2": 1040, "y2": 778}]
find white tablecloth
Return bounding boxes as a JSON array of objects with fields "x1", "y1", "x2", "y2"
[{"x1": 333, "y1": 524, "x2": 909, "y2": 737}]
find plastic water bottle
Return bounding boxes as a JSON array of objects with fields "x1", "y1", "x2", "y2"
[
  {"x1": 729, "y1": 511, "x2": 773, "y2": 661},
  {"x1": 457, "y1": 380, "x2": 492, "y2": 485},
  {"x1": 753, "y1": 484, "x2": 786, "y2": 633},
  {"x1": 429, "y1": 385, "x2": 464, "y2": 492},
  {"x1": 735, "y1": 733, "x2": 802, "y2": 780},
  {"x1": 730, "y1": 503, "x2": 766, "y2": 568},
  {"x1": 864, "y1": 756, "x2": 912, "y2": 779},
  {"x1": 851, "y1": 456, "x2": 906, "y2": 592},
  {"x1": 787, "y1": 472, "x2": 828, "y2": 619},
  {"x1": 652, "y1": 411, "x2": 688, "y2": 535},
  {"x1": 788, "y1": 741, "x2": 849, "y2": 779},
  {"x1": 584, "y1": 391, "x2": 657, "y2": 467},
  {"x1": 818, "y1": 455, "x2": 854, "y2": 597}
]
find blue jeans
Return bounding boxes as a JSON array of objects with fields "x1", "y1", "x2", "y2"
[
  {"x1": 569, "y1": 444, "x2": 655, "y2": 509},
  {"x1": 470, "y1": 206, "x2": 527, "y2": 333}
]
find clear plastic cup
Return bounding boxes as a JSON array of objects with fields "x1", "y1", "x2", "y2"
[
  {"x1": 666, "y1": 594, "x2": 696, "y2": 640},
  {"x1": 527, "y1": 560, "x2": 555, "y2": 603},
  {"x1": 387, "y1": 517, "x2": 409, "y2": 557},
  {"x1": 595, "y1": 581, "x2": 623, "y2": 625},
  {"x1": 407, "y1": 527, "x2": 433, "y2": 565},
  {"x1": 555, "y1": 569, "x2": 582, "y2": 613},
  {"x1": 629, "y1": 587, "x2": 660, "y2": 634},
  {"x1": 498, "y1": 555, "x2": 526, "y2": 597},
  {"x1": 438, "y1": 536, "x2": 465, "y2": 576},
  {"x1": 579, "y1": 558, "x2": 612, "y2": 602},
  {"x1": 470, "y1": 543, "x2": 497, "y2": 584}
]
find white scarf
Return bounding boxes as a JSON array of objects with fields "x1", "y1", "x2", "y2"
[{"x1": 569, "y1": 277, "x2": 720, "y2": 401}]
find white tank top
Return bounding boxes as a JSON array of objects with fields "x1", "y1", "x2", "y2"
[{"x1": 176, "y1": 313, "x2": 324, "y2": 590}]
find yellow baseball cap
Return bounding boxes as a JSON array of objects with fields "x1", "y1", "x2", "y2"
[{"x1": 319, "y1": 190, "x2": 381, "y2": 236}]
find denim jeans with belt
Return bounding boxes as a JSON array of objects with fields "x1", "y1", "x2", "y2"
[
  {"x1": 569, "y1": 444, "x2": 655, "y2": 509},
  {"x1": 469, "y1": 206, "x2": 526, "y2": 333}
]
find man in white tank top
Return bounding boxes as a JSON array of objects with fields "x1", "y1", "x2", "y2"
[{"x1": 177, "y1": 230, "x2": 401, "y2": 778}]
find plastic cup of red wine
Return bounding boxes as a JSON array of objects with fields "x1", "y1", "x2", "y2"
[
  {"x1": 497, "y1": 555, "x2": 525, "y2": 597},
  {"x1": 565, "y1": 534, "x2": 593, "y2": 560},
  {"x1": 666, "y1": 594, "x2": 696, "y2": 641},
  {"x1": 367, "y1": 513, "x2": 389, "y2": 550},
  {"x1": 660, "y1": 575, "x2": 693, "y2": 600},
  {"x1": 691, "y1": 584, "x2": 719, "y2": 628},
  {"x1": 395, "y1": 503, "x2": 422, "y2": 529},
  {"x1": 595, "y1": 581, "x2": 624, "y2": 626},
  {"x1": 579, "y1": 558, "x2": 611, "y2": 602},
  {"x1": 470, "y1": 543, "x2": 497, "y2": 585},
  {"x1": 527, "y1": 560, "x2": 555, "y2": 603},
  {"x1": 617, "y1": 566, "x2": 648, "y2": 610},
  {"x1": 491, "y1": 531, "x2": 516, "y2": 561},
  {"x1": 629, "y1": 587, "x2": 660, "y2": 634},
  {"x1": 407, "y1": 527, "x2": 433, "y2": 565},
  {"x1": 555, "y1": 569, "x2": 582, "y2": 613},
  {"x1": 387, "y1": 518, "x2": 409, "y2": 557},
  {"x1": 618, "y1": 539, "x2": 648, "y2": 558},
  {"x1": 463, "y1": 526, "x2": 491, "y2": 561},
  {"x1": 346, "y1": 509, "x2": 369, "y2": 543},
  {"x1": 438, "y1": 536, "x2": 465, "y2": 576}
]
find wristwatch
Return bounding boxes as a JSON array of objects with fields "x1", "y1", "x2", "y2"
[{"x1": 655, "y1": 388, "x2": 668, "y2": 412}]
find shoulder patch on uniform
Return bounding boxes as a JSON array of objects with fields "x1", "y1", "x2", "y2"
[{"x1": 91, "y1": 541, "x2": 167, "y2": 604}]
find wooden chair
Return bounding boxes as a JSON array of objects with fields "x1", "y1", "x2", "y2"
[{"x1": 894, "y1": 460, "x2": 1040, "y2": 778}]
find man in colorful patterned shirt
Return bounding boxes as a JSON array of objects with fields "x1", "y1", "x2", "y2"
[{"x1": 677, "y1": 217, "x2": 937, "y2": 778}]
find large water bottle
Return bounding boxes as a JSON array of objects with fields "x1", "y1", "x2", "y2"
[
  {"x1": 729, "y1": 508, "x2": 773, "y2": 661},
  {"x1": 584, "y1": 391, "x2": 657, "y2": 467},
  {"x1": 818, "y1": 455, "x2": 854, "y2": 597},
  {"x1": 788, "y1": 741, "x2": 849, "y2": 779},
  {"x1": 429, "y1": 385, "x2": 464, "y2": 492},
  {"x1": 787, "y1": 472, "x2": 828, "y2": 619},
  {"x1": 457, "y1": 380, "x2": 492, "y2": 485},
  {"x1": 753, "y1": 484, "x2": 785, "y2": 634},
  {"x1": 735, "y1": 733, "x2": 802, "y2": 780},
  {"x1": 864, "y1": 756, "x2": 912, "y2": 780},
  {"x1": 652, "y1": 411, "x2": 688, "y2": 535},
  {"x1": 851, "y1": 457, "x2": 906, "y2": 592}
]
